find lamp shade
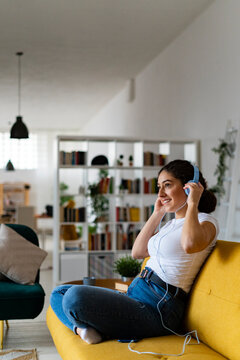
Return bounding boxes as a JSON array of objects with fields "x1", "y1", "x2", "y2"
[
  {"x1": 10, "y1": 116, "x2": 29, "y2": 139},
  {"x1": 6, "y1": 160, "x2": 15, "y2": 171}
]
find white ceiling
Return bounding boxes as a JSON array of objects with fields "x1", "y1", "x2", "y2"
[{"x1": 0, "y1": 0, "x2": 214, "y2": 131}]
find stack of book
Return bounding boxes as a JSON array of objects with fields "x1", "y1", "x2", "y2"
[
  {"x1": 119, "y1": 178, "x2": 141, "y2": 193},
  {"x1": 143, "y1": 205, "x2": 154, "y2": 221},
  {"x1": 59, "y1": 151, "x2": 86, "y2": 165},
  {"x1": 97, "y1": 177, "x2": 114, "y2": 194},
  {"x1": 60, "y1": 207, "x2": 86, "y2": 222},
  {"x1": 143, "y1": 152, "x2": 166, "y2": 166},
  {"x1": 88, "y1": 231, "x2": 112, "y2": 251},
  {"x1": 143, "y1": 177, "x2": 158, "y2": 193},
  {"x1": 116, "y1": 206, "x2": 140, "y2": 222},
  {"x1": 116, "y1": 224, "x2": 140, "y2": 250}
]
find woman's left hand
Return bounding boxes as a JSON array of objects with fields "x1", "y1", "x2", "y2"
[{"x1": 183, "y1": 182, "x2": 204, "y2": 207}]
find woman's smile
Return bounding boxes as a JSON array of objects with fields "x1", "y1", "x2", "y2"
[{"x1": 161, "y1": 198, "x2": 171, "y2": 205}]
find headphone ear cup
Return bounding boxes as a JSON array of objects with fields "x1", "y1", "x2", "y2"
[
  {"x1": 192, "y1": 165, "x2": 199, "y2": 183},
  {"x1": 185, "y1": 165, "x2": 199, "y2": 196}
]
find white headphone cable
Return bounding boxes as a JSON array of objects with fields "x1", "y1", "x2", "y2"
[{"x1": 128, "y1": 283, "x2": 200, "y2": 357}]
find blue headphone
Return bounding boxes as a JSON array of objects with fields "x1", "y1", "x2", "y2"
[{"x1": 184, "y1": 165, "x2": 199, "y2": 196}]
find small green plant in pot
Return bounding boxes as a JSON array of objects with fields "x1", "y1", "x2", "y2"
[
  {"x1": 128, "y1": 155, "x2": 133, "y2": 166},
  {"x1": 114, "y1": 255, "x2": 142, "y2": 281}
]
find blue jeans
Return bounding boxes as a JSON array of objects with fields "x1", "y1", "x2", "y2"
[{"x1": 50, "y1": 270, "x2": 186, "y2": 341}]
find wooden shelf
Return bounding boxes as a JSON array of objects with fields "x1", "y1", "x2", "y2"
[{"x1": 0, "y1": 182, "x2": 30, "y2": 218}]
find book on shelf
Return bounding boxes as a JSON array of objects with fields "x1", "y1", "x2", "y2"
[
  {"x1": 60, "y1": 206, "x2": 86, "y2": 222},
  {"x1": 119, "y1": 178, "x2": 141, "y2": 194},
  {"x1": 116, "y1": 224, "x2": 140, "y2": 250},
  {"x1": 98, "y1": 177, "x2": 114, "y2": 194},
  {"x1": 129, "y1": 207, "x2": 140, "y2": 222},
  {"x1": 116, "y1": 206, "x2": 126, "y2": 222},
  {"x1": 143, "y1": 205, "x2": 154, "y2": 221},
  {"x1": 109, "y1": 177, "x2": 114, "y2": 194},
  {"x1": 88, "y1": 231, "x2": 112, "y2": 251},
  {"x1": 116, "y1": 206, "x2": 140, "y2": 222},
  {"x1": 143, "y1": 177, "x2": 158, "y2": 194},
  {"x1": 59, "y1": 150, "x2": 86, "y2": 165},
  {"x1": 143, "y1": 152, "x2": 166, "y2": 166},
  {"x1": 116, "y1": 224, "x2": 124, "y2": 250}
]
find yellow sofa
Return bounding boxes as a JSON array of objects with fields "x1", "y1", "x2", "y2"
[{"x1": 47, "y1": 240, "x2": 240, "y2": 359}]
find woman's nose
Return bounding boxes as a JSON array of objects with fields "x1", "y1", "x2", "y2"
[{"x1": 158, "y1": 187, "x2": 165, "y2": 196}]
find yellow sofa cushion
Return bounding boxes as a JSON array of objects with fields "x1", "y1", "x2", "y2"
[
  {"x1": 185, "y1": 240, "x2": 240, "y2": 360},
  {"x1": 46, "y1": 306, "x2": 226, "y2": 360}
]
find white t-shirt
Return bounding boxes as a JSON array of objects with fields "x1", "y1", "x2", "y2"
[{"x1": 146, "y1": 213, "x2": 219, "y2": 293}]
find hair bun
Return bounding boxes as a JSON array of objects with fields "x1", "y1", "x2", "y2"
[{"x1": 198, "y1": 189, "x2": 217, "y2": 213}]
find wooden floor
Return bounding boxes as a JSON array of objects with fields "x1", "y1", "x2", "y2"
[
  {"x1": 2, "y1": 238, "x2": 62, "y2": 360},
  {"x1": 3, "y1": 320, "x2": 61, "y2": 360}
]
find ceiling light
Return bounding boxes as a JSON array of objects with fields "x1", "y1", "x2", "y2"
[
  {"x1": 5, "y1": 160, "x2": 15, "y2": 171},
  {"x1": 10, "y1": 52, "x2": 29, "y2": 139}
]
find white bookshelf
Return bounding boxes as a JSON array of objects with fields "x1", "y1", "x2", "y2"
[{"x1": 53, "y1": 136, "x2": 199, "y2": 284}]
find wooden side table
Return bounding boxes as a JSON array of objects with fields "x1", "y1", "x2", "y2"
[{"x1": 66, "y1": 278, "x2": 132, "y2": 292}]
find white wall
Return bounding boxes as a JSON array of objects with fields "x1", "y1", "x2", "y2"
[{"x1": 81, "y1": 0, "x2": 240, "y2": 186}]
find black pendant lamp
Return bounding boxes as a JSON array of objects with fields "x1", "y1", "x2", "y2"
[
  {"x1": 6, "y1": 160, "x2": 15, "y2": 171},
  {"x1": 10, "y1": 52, "x2": 29, "y2": 139}
]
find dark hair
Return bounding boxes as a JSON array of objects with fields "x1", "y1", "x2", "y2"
[{"x1": 158, "y1": 159, "x2": 217, "y2": 213}]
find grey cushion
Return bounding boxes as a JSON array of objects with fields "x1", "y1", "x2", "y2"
[{"x1": 0, "y1": 224, "x2": 47, "y2": 284}]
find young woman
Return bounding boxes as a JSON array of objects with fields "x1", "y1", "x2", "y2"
[{"x1": 50, "y1": 159, "x2": 219, "y2": 345}]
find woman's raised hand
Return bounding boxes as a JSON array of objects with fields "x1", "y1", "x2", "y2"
[
  {"x1": 154, "y1": 196, "x2": 166, "y2": 217},
  {"x1": 184, "y1": 182, "x2": 204, "y2": 207}
]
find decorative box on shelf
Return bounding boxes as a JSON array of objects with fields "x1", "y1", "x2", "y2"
[{"x1": 62, "y1": 239, "x2": 83, "y2": 251}]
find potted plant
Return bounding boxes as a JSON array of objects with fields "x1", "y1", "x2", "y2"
[
  {"x1": 59, "y1": 182, "x2": 74, "y2": 206},
  {"x1": 87, "y1": 170, "x2": 109, "y2": 222},
  {"x1": 209, "y1": 138, "x2": 235, "y2": 201},
  {"x1": 114, "y1": 255, "x2": 142, "y2": 281},
  {"x1": 117, "y1": 154, "x2": 124, "y2": 166},
  {"x1": 128, "y1": 155, "x2": 133, "y2": 166}
]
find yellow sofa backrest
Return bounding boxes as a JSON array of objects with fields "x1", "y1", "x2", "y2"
[
  {"x1": 140, "y1": 240, "x2": 240, "y2": 360},
  {"x1": 140, "y1": 257, "x2": 149, "y2": 271},
  {"x1": 185, "y1": 240, "x2": 240, "y2": 360}
]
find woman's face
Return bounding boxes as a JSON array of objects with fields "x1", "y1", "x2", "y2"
[{"x1": 157, "y1": 170, "x2": 187, "y2": 213}]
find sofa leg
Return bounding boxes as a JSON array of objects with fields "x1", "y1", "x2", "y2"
[
  {"x1": 0, "y1": 320, "x2": 3, "y2": 349},
  {"x1": 0, "y1": 320, "x2": 9, "y2": 349}
]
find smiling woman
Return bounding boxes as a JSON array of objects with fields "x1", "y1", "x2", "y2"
[{"x1": 132, "y1": 159, "x2": 218, "y2": 266}]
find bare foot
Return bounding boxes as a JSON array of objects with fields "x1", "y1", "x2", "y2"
[{"x1": 76, "y1": 327, "x2": 102, "y2": 344}]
